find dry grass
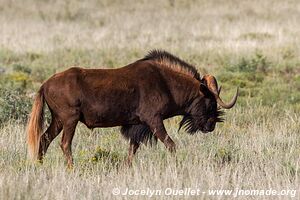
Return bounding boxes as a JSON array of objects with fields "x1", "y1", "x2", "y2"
[
  {"x1": 0, "y1": 0, "x2": 299, "y2": 199},
  {"x1": 0, "y1": 106, "x2": 299, "y2": 199}
]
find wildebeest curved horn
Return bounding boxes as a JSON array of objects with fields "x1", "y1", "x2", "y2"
[
  {"x1": 215, "y1": 88, "x2": 239, "y2": 109},
  {"x1": 202, "y1": 75, "x2": 238, "y2": 109}
]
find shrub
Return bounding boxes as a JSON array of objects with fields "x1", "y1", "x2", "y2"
[
  {"x1": 91, "y1": 146, "x2": 123, "y2": 166},
  {"x1": 214, "y1": 147, "x2": 232, "y2": 165},
  {"x1": 225, "y1": 51, "x2": 269, "y2": 74},
  {"x1": 0, "y1": 88, "x2": 32, "y2": 125},
  {"x1": 0, "y1": 63, "x2": 33, "y2": 92},
  {"x1": 12, "y1": 64, "x2": 32, "y2": 74},
  {"x1": 238, "y1": 32, "x2": 273, "y2": 41}
]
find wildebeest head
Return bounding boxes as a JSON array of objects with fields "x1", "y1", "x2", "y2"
[{"x1": 179, "y1": 74, "x2": 238, "y2": 134}]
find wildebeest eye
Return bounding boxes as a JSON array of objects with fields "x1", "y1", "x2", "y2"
[
  {"x1": 206, "y1": 102, "x2": 224, "y2": 122},
  {"x1": 207, "y1": 103, "x2": 216, "y2": 114}
]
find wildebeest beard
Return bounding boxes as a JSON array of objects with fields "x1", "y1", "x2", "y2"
[{"x1": 178, "y1": 108, "x2": 224, "y2": 134}]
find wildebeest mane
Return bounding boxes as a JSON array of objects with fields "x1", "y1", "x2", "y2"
[
  {"x1": 141, "y1": 50, "x2": 201, "y2": 81},
  {"x1": 121, "y1": 124, "x2": 157, "y2": 145},
  {"x1": 178, "y1": 107, "x2": 224, "y2": 134}
]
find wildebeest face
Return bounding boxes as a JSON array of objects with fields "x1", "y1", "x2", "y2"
[
  {"x1": 179, "y1": 97, "x2": 223, "y2": 134},
  {"x1": 200, "y1": 98, "x2": 223, "y2": 133},
  {"x1": 179, "y1": 74, "x2": 238, "y2": 134}
]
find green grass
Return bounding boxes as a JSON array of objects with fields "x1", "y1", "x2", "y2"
[{"x1": 0, "y1": 0, "x2": 299, "y2": 199}]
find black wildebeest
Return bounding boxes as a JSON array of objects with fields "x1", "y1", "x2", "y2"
[{"x1": 27, "y1": 50, "x2": 238, "y2": 167}]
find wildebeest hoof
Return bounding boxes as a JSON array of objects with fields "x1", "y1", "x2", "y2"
[{"x1": 164, "y1": 140, "x2": 176, "y2": 153}]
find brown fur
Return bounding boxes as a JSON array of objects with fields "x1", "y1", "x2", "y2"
[{"x1": 26, "y1": 50, "x2": 233, "y2": 167}]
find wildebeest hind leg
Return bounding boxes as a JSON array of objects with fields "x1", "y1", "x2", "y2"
[
  {"x1": 38, "y1": 115, "x2": 63, "y2": 162},
  {"x1": 60, "y1": 117, "x2": 78, "y2": 168}
]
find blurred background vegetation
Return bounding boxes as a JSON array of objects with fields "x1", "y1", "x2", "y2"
[{"x1": 0, "y1": 0, "x2": 299, "y2": 126}]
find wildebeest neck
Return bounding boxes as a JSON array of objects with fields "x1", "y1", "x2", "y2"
[{"x1": 158, "y1": 66, "x2": 201, "y2": 117}]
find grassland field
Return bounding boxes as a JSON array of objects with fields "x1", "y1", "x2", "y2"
[{"x1": 0, "y1": 0, "x2": 299, "y2": 199}]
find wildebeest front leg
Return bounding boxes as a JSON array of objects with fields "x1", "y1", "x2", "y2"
[
  {"x1": 147, "y1": 118, "x2": 176, "y2": 153},
  {"x1": 127, "y1": 140, "x2": 140, "y2": 166}
]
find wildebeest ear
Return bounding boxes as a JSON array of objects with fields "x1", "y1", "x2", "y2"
[{"x1": 199, "y1": 83, "x2": 211, "y2": 96}]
